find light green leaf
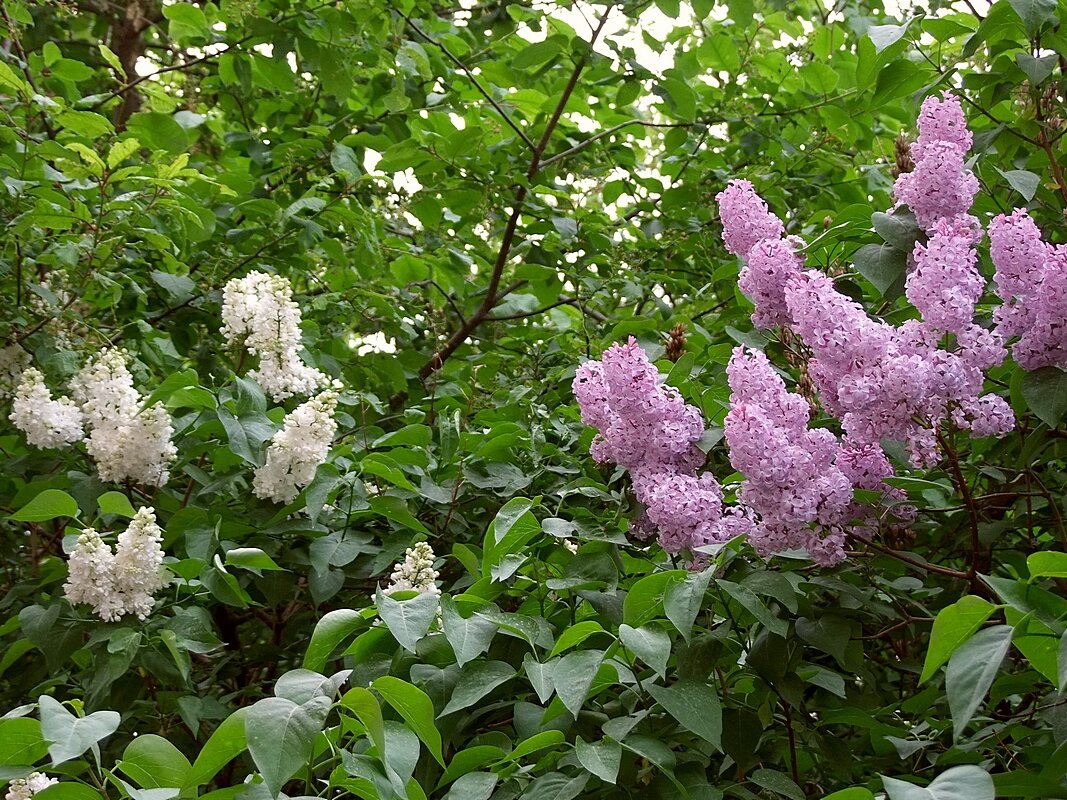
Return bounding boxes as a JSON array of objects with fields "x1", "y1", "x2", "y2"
[
  {"x1": 575, "y1": 737, "x2": 621, "y2": 784},
  {"x1": 117, "y1": 735, "x2": 191, "y2": 789},
  {"x1": 39, "y1": 696, "x2": 120, "y2": 765},
  {"x1": 185, "y1": 708, "x2": 247, "y2": 789},
  {"x1": 372, "y1": 676, "x2": 445, "y2": 766},
  {"x1": 13, "y1": 490, "x2": 79, "y2": 522},
  {"x1": 883, "y1": 765, "x2": 995, "y2": 800},
  {"x1": 718, "y1": 579, "x2": 788, "y2": 637},
  {"x1": 224, "y1": 548, "x2": 285, "y2": 576},
  {"x1": 439, "y1": 662, "x2": 514, "y2": 716},
  {"x1": 303, "y1": 609, "x2": 365, "y2": 672},
  {"x1": 1022, "y1": 367, "x2": 1067, "y2": 427},
  {"x1": 553, "y1": 650, "x2": 604, "y2": 716},
  {"x1": 96, "y1": 492, "x2": 136, "y2": 518},
  {"x1": 375, "y1": 587, "x2": 439, "y2": 653},
  {"x1": 619, "y1": 623, "x2": 671, "y2": 679},
  {"x1": 945, "y1": 625, "x2": 1013, "y2": 740},
  {"x1": 440, "y1": 595, "x2": 498, "y2": 667},
  {"x1": 245, "y1": 696, "x2": 331, "y2": 797},
  {"x1": 647, "y1": 680, "x2": 721, "y2": 750}
]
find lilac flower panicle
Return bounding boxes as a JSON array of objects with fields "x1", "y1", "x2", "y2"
[
  {"x1": 573, "y1": 339, "x2": 748, "y2": 560},
  {"x1": 913, "y1": 92, "x2": 973, "y2": 159},
  {"x1": 574, "y1": 338, "x2": 704, "y2": 472},
  {"x1": 893, "y1": 142, "x2": 979, "y2": 230},
  {"x1": 989, "y1": 210, "x2": 1067, "y2": 371},
  {"x1": 906, "y1": 217, "x2": 985, "y2": 335},
  {"x1": 893, "y1": 93, "x2": 978, "y2": 231},
  {"x1": 725, "y1": 347, "x2": 853, "y2": 565},
  {"x1": 739, "y1": 236, "x2": 806, "y2": 329},
  {"x1": 715, "y1": 179, "x2": 785, "y2": 258}
]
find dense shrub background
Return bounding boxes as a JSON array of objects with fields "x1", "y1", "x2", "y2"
[{"x1": 1, "y1": 0, "x2": 1066, "y2": 798}]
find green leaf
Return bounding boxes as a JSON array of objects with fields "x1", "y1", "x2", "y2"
[
  {"x1": 375, "y1": 587, "x2": 439, "y2": 653},
  {"x1": 498, "y1": 730, "x2": 566, "y2": 762},
  {"x1": 752, "y1": 768, "x2": 805, "y2": 800},
  {"x1": 0, "y1": 717, "x2": 49, "y2": 764},
  {"x1": 224, "y1": 548, "x2": 285, "y2": 576},
  {"x1": 1022, "y1": 367, "x2": 1067, "y2": 427},
  {"x1": 1008, "y1": 0, "x2": 1058, "y2": 36},
  {"x1": 663, "y1": 567, "x2": 713, "y2": 642},
  {"x1": 1028, "y1": 551, "x2": 1067, "y2": 579},
  {"x1": 34, "y1": 786, "x2": 102, "y2": 800},
  {"x1": 96, "y1": 491, "x2": 136, "y2": 518},
  {"x1": 162, "y1": 3, "x2": 211, "y2": 42},
  {"x1": 549, "y1": 620, "x2": 606, "y2": 657},
  {"x1": 13, "y1": 490, "x2": 79, "y2": 522},
  {"x1": 117, "y1": 735, "x2": 192, "y2": 789},
  {"x1": 553, "y1": 650, "x2": 604, "y2": 716},
  {"x1": 718, "y1": 579, "x2": 788, "y2": 637},
  {"x1": 624, "y1": 571, "x2": 686, "y2": 627},
  {"x1": 945, "y1": 625, "x2": 1013, "y2": 740},
  {"x1": 372, "y1": 676, "x2": 445, "y2": 766},
  {"x1": 575, "y1": 737, "x2": 621, "y2": 784},
  {"x1": 274, "y1": 669, "x2": 350, "y2": 704},
  {"x1": 39, "y1": 695, "x2": 120, "y2": 765},
  {"x1": 304, "y1": 609, "x2": 365, "y2": 672},
  {"x1": 56, "y1": 110, "x2": 114, "y2": 139},
  {"x1": 483, "y1": 498, "x2": 541, "y2": 579},
  {"x1": 998, "y1": 167, "x2": 1042, "y2": 201},
  {"x1": 443, "y1": 772, "x2": 497, "y2": 800},
  {"x1": 340, "y1": 687, "x2": 385, "y2": 754},
  {"x1": 883, "y1": 765, "x2": 994, "y2": 800},
  {"x1": 245, "y1": 696, "x2": 331, "y2": 797},
  {"x1": 920, "y1": 595, "x2": 996, "y2": 683},
  {"x1": 619, "y1": 623, "x2": 671, "y2": 679},
  {"x1": 1059, "y1": 629, "x2": 1067, "y2": 692},
  {"x1": 438, "y1": 745, "x2": 506, "y2": 787},
  {"x1": 852, "y1": 243, "x2": 908, "y2": 296},
  {"x1": 439, "y1": 662, "x2": 514, "y2": 716},
  {"x1": 647, "y1": 680, "x2": 722, "y2": 750},
  {"x1": 440, "y1": 596, "x2": 498, "y2": 667},
  {"x1": 872, "y1": 210, "x2": 922, "y2": 252},
  {"x1": 185, "y1": 709, "x2": 248, "y2": 789},
  {"x1": 126, "y1": 112, "x2": 189, "y2": 153},
  {"x1": 522, "y1": 772, "x2": 589, "y2": 800},
  {"x1": 822, "y1": 790, "x2": 875, "y2": 800}
]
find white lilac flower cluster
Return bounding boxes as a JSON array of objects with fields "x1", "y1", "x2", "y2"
[
  {"x1": 8, "y1": 349, "x2": 176, "y2": 485},
  {"x1": 5, "y1": 773, "x2": 57, "y2": 800},
  {"x1": 63, "y1": 506, "x2": 169, "y2": 622},
  {"x1": 9, "y1": 367, "x2": 83, "y2": 448},
  {"x1": 253, "y1": 386, "x2": 340, "y2": 504},
  {"x1": 382, "y1": 542, "x2": 440, "y2": 596},
  {"x1": 70, "y1": 349, "x2": 177, "y2": 485},
  {"x1": 221, "y1": 271, "x2": 327, "y2": 402}
]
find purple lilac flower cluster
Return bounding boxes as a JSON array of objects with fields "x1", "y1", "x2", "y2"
[
  {"x1": 724, "y1": 347, "x2": 854, "y2": 565},
  {"x1": 893, "y1": 92, "x2": 979, "y2": 231},
  {"x1": 715, "y1": 180, "x2": 803, "y2": 329},
  {"x1": 573, "y1": 338, "x2": 749, "y2": 558},
  {"x1": 989, "y1": 209, "x2": 1067, "y2": 371}
]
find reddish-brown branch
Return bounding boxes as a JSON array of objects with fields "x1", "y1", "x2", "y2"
[{"x1": 414, "y1": 6, "x2": 615, "y2": 382}]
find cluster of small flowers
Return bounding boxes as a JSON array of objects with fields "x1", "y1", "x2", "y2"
[
  {"x1": 715, "y1": 179, "x2": 801, "y2": 329},
  {"x1": 893, "y1": 92, "x2": 979, "y2": 231},
  {"x1": 221, "y1": 271, "x2": 327, "y2": 402},
  {"x1": 381, "y1": 541, "x2": 440, "y2": 596},
  {"x1": 253, "y1": 386, "x2": 340, "y2": 504},
  {"x1": 9, "y1": 367, "x2": 83, "y2": 448},
  {"x1": 0, "y1": 344, "x2": 29, "y2": 399},
  {"x1": 63, "y1": 507, "x2": 169, "y2": 622},
  {"x1": 989, "y1": 209, "x2": 1067, "y2": 371},
  {"x1": 70, "y1": 349, "x2": 177, "y2": 485},
  {"x1": 724, "y1": 348, "x2": 910, "y2": 565},
  {"x1": 574, "y1": 338, "x2": 749, "y2": 558},
  {"x1": 785, "y1": 270, "x2": 1013, "y2": 465},
  {"x1": 5, "y1": 773, "x2": 57, "y2": 800},
  {"x1": 725, "y1": 347, "x2": 854, "y2": 565}
]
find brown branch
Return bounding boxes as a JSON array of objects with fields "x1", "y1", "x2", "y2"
[
  {"x1": 849, "y1": 533, "x2": 972, "y2": 579},
  {"x1": 90, "y1": 49, "x2": 222, "y2": 112},
  {"x1": 414, "y1": 5, "x2": 615, "y2": 382},
  {"x1": 400, "y1": 12, "x2": 537, "y2": 153}
]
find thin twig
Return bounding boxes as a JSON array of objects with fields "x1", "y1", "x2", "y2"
[{"x1": 400, "y1": 12, "x2": 537, "y2": 153}]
